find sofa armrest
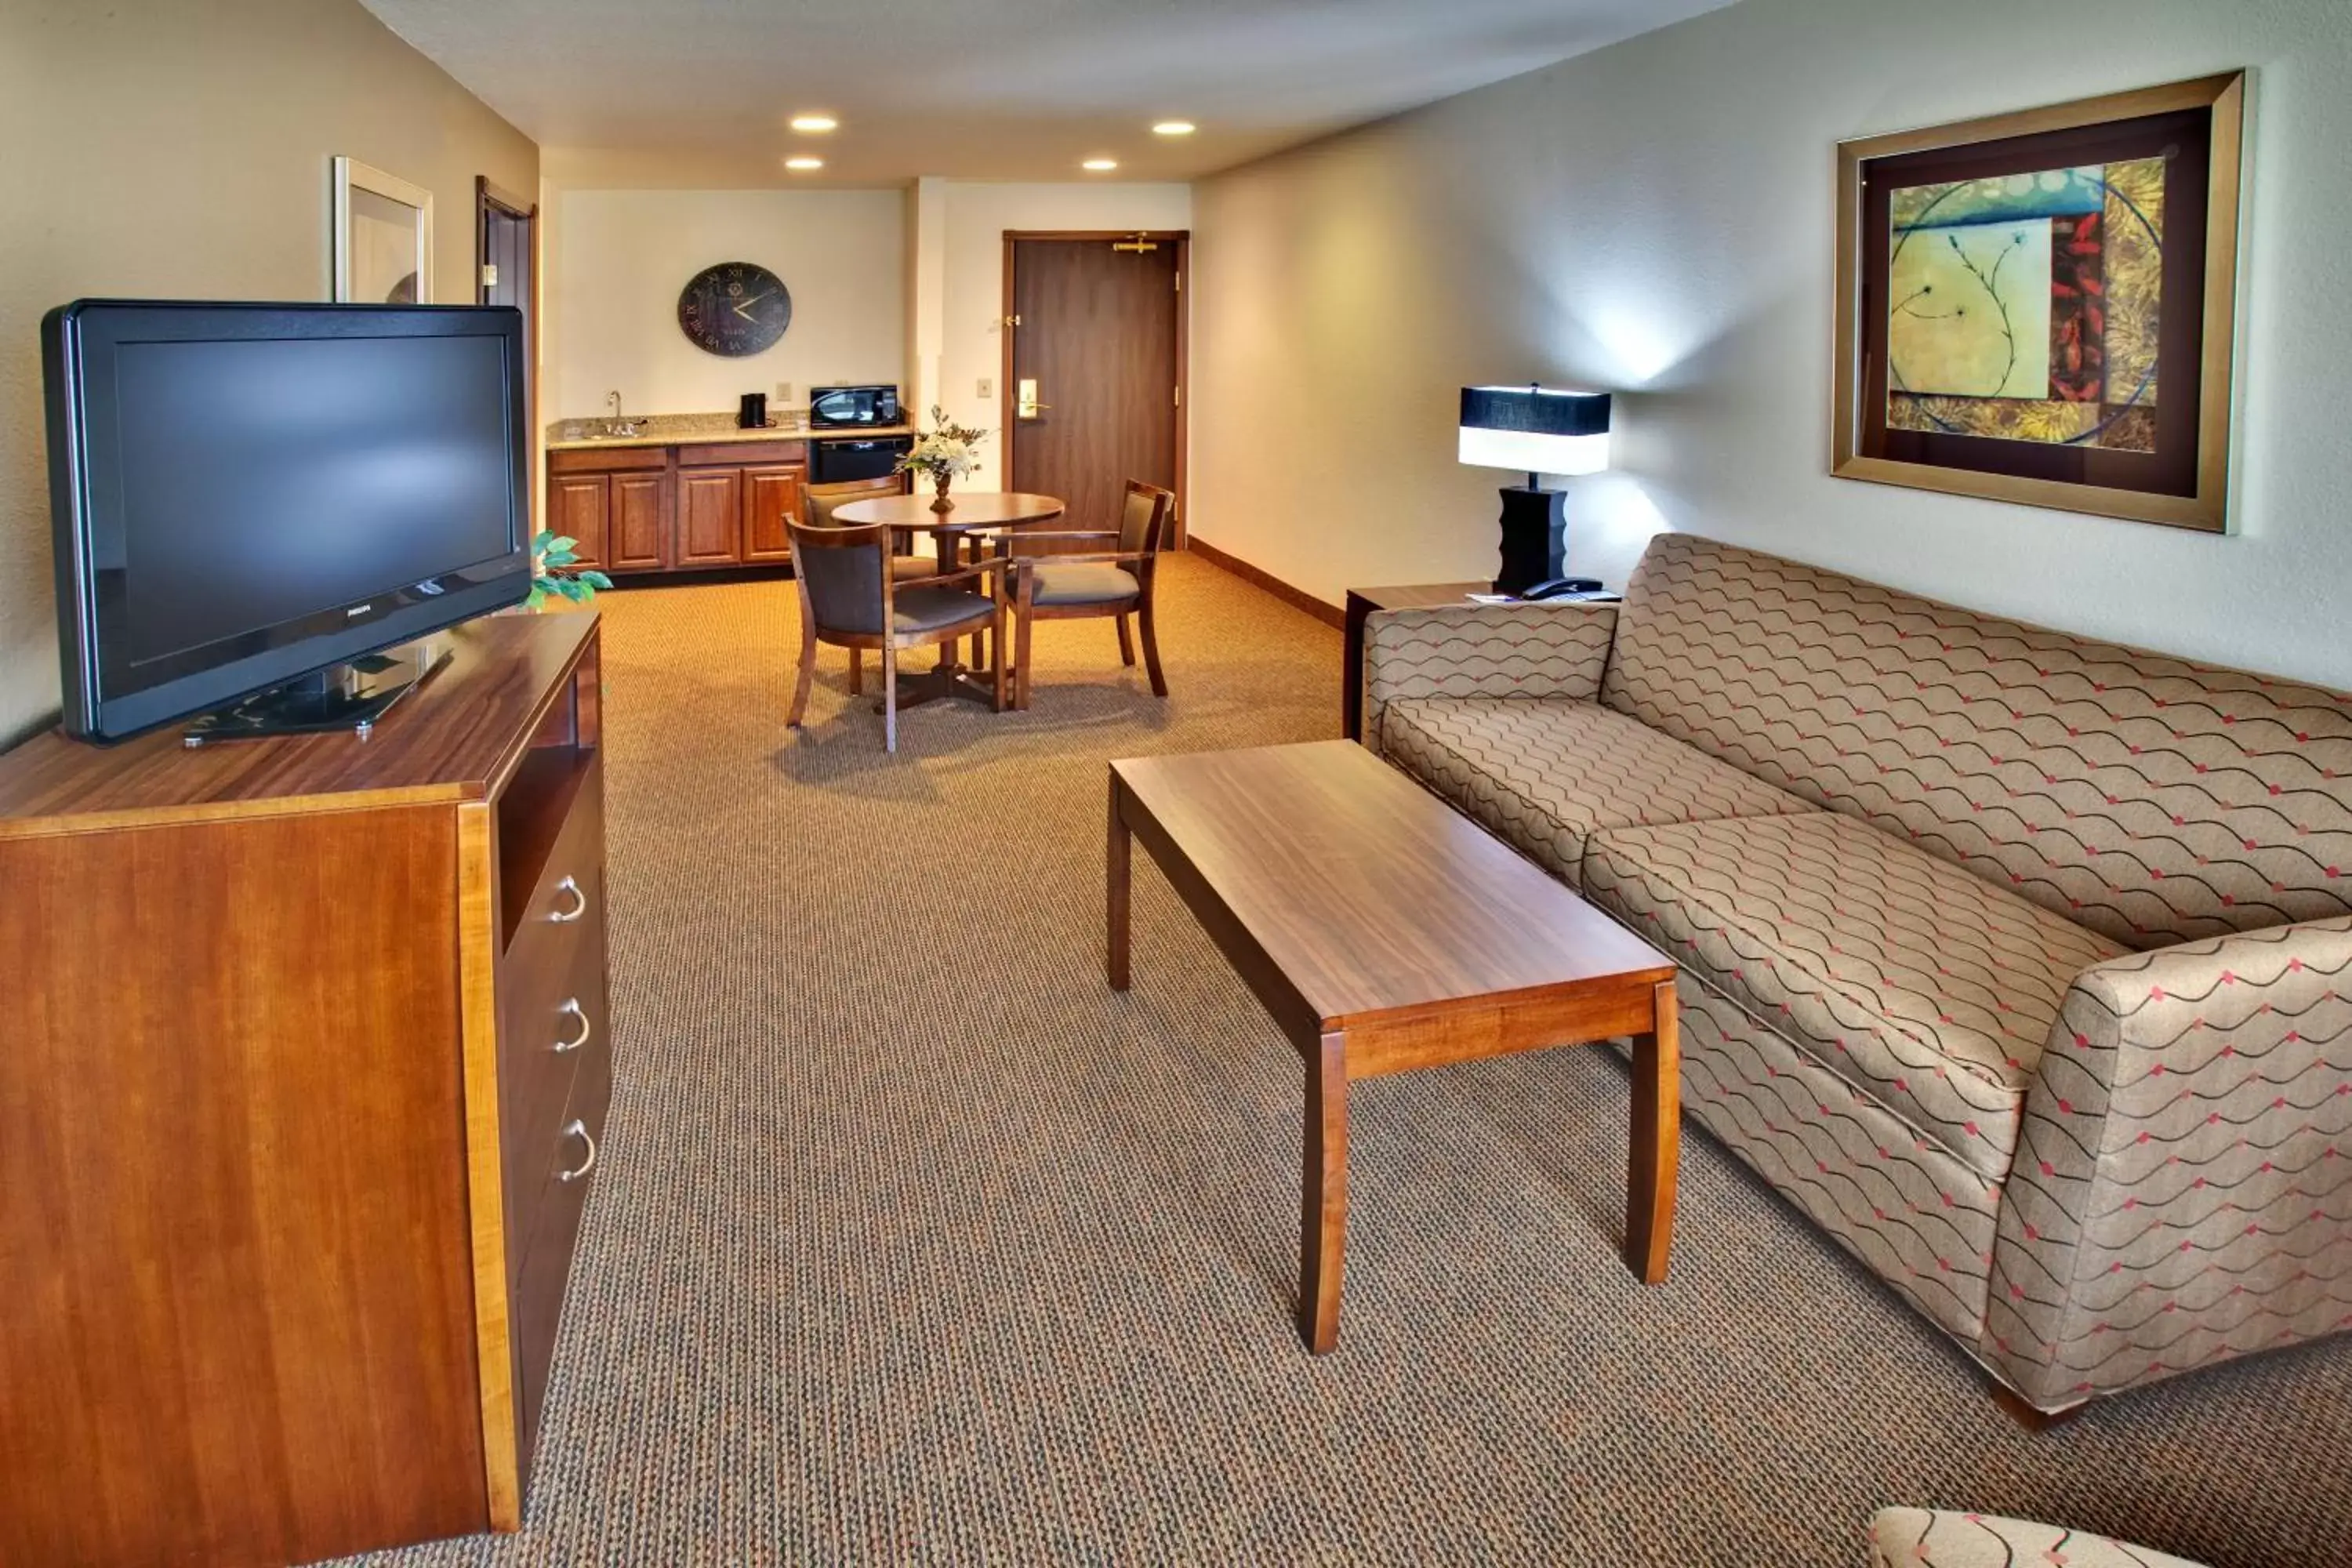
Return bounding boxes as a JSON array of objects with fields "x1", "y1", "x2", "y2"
[
  {"x1": 1985, "y1": 915, "x2": 2352, "y2": 1408},
  {"x1": 1868, "y1": 1508, "x2": 2209, "y2": 1568},
  {"x1": 1360, "y1": 602, "x2": 1618, "y2": 754}
]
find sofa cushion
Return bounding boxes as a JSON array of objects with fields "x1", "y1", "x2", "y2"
[
  {"x1": 1378, "y1": 697, "x2": 1814, "y2": 887},
  {"x1": 1584, "y1": 811, "x2": 2126, "y2": 1181},
  {"x1": 1601, "y1": 532, "x2": 2352, "y2": 949}
]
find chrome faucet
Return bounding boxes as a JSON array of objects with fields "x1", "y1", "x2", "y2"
[{"x1": 601, "y1": 390, "x2": 641, "y2": 438}]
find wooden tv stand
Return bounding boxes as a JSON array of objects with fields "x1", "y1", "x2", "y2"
[{"x1": 0, "y1": 612, "x2": 609, "y2": 1566}]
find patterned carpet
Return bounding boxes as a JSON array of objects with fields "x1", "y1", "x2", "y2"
[{"x1": 345, "y1": 553, "x2": 2352, "y2": 1567}]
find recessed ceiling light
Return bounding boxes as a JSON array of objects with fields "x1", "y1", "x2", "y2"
[
  {"x1": 1081, "y1": 158, "x2": 1119, "y2": 172},
  {"x1": 1152, "y1": 121, "x2": 1196, "y2": 136},
  {"x1": 784, "y1": 155, "x2": 825, "y2": 171},
  {"x1": 789, "y1": 114, "x2": 838, "y2": 133}
]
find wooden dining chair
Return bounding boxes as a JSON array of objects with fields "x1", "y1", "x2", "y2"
[
  {"x1": 804, "y1": 480, "x2": 931, "y2": 695},
  {"x1": 784, "y1": 520, "x2": 1004, "y2": 751},
  {"x1": 996, "y1": 480, "x2": 1174, "y2": 710}
]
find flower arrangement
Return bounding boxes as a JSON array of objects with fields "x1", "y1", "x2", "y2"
[
  {"x1": 895, "y1": 405, "x2": 990, "y2": 512},
  {"x1": 528, "y1": 530, "x2": 613, "y2": 610}
]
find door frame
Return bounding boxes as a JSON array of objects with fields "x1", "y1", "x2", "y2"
[
  {"x1": 478, "y1": 176, "x2": 540, "y2": 532},
  {"x1": 1000, "y1": 230, "x2": 1191, "y2": 546}
]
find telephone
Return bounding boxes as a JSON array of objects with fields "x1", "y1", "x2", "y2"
[{"x1": 1519, "y1": 577, "x2": 1605, "y2": 601}]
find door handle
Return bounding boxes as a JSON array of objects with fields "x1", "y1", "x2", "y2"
[{"x1": 1017, "y1": 379, "x2": 1050, "y2": 420}]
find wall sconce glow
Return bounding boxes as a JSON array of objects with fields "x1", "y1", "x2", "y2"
[
  {"x1": 789, "y1": 114, "x2": 839, "y2": 133},
  {"x1": 1081, "y1": 158, "x2": 1120, "y2": 172},
  {"x1": 1152, "y1": 121, "x2": 1196, "y2": 136},
  {"x1": 784, "y1": 156, "x2": 825, "y2": 172}
]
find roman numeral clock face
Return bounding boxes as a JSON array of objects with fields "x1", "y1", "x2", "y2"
[{"x1": 677, "y1": 261, "x2": 793, "y2": 357}]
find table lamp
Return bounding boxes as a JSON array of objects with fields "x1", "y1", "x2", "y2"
[{"x1": 1457, "y1": 385, "x2": 1611, "y2": 595}]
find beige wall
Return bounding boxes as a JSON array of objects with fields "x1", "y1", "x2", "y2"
[
  {"x1": 542, "y1": 186, "x2": 905, "y2": 423},
  {"x1": 0, "y1": 0, "x2": 537, "y2": 746},
  {"x1": 1190, "y1": 0, "x2": 2352, "y2": 690}
]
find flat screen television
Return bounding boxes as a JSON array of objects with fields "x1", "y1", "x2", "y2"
[{"x1": 42, "y1": 299, "x2": 532, "y2": 742}]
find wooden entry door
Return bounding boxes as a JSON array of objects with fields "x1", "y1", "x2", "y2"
[
  {"x1": 477, "y1": 177, "x2": 535, "y2": 412},
  {"x1": 1005, "y1": 233, "x2": 1186, "y2": 543}
]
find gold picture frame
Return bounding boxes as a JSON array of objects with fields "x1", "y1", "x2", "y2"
[{"x1": 1831, "y1": 72, "x2": 2246, "y2": 532}]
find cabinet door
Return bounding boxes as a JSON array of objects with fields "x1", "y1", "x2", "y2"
[
  {"x1": 676, "y1": 470, "x2": 742, "y2": 566},
  {"x1": 741, "y1": 465, "x2": 804, "y2": 564},
  {"x1": 611, "y1": 472, "x2": 670, "y2": 572},
  {"x1": 548, "y1": 475, "x2": 609, "y2": 570}
]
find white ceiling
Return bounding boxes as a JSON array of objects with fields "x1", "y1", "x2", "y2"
[{"x1": 359, "y1": 0, "x2": 1734, "y2": 187}]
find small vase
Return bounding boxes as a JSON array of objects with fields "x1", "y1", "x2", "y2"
[{"x1": 930, "y1": 474, "x2": 955, "y2": 514}]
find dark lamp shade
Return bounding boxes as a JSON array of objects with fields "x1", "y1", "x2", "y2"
[{"x1": 1458, "y1": 385, "x2": 1611, "y2": 475}]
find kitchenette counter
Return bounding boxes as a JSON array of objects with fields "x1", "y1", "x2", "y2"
[
  {"x1": 545, "y1": 412, "x2": 915, "y2": 580},
  {"x1": 546, "y1": 412, "x2": 913, "y2": 452}
]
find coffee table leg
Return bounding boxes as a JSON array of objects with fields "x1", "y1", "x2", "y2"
[
  {"x1": 1299, "y1": 1030, "x2": 1348, "y2": 1353},
  {"x1": 1625, "y1": 976, "x2": 1681, "y2": 1285},
  {"x1": 1106, "y1": 771, "x2": 1131, "y2": 992}
]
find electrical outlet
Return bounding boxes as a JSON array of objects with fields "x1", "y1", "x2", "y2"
[
  {"x1": 775, "y1": 382, "x2": 793, "y2": 403},
  {"x1": 977, "y1": 377, "x2": 993, "y2": 399}
]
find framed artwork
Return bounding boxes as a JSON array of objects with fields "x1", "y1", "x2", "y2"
[
  {"x1": 332, "y1": 156, "x2": 433, "y2": 305},
  {"x1": 1831, "y1": 72, "x2": 2245, "y2": 532}
]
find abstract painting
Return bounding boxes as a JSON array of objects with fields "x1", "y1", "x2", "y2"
[
  {"x1": 1886, "y1": 158, "x2": 2161, "y2": 450},
  {"x1": 1832, "y1": 74, "x2": 2245, "y2": 532}
]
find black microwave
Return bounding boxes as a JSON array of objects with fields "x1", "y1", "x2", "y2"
[{"x1": 808, "y1": 384, "x2": 901, "y2": 429}]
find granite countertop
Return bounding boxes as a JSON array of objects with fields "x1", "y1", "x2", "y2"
[{"x1": 545, "y1": 412, "x2": 915, "y2": 452}]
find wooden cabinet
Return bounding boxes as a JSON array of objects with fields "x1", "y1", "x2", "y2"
[
  {"x1": 742, "y1": 463, "x2": 807, "y2": 563},
  {"x1": 550, "y1": 472, "x2": 610, "y2": 568},
  {"x1": 676, "y1": 467, "x2": 744, "y2": 565},
  {"x1": 0, "y1": 615, "x2": 610, "y2": 1567},
  {"x1": 548, "y1": 439, "x2": 899, "y2": 579},
  {"x1": 612, "y1": 471, "x2": 670, "y2": 571}
]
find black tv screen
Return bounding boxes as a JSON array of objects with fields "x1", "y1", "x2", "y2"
[{"x1": 44, "y1": 301, "x2": 531, "y2": 741}]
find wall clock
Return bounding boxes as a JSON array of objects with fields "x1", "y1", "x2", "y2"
[{"x1": 677, "y1": 261, "x2": 792, "y2": 357}]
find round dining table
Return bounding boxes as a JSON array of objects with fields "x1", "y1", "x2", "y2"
[{"x1": 828, "y1": 490, "x2": 1066, "y2": 710}]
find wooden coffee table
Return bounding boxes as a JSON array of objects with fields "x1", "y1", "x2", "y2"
[{"x1": 1106, "y1": 739, "x2": 1682, "y2": 1353}]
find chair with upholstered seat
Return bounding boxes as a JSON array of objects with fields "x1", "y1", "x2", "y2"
[
  {"x1": 998, "y1": 479, "x2": 1173, "y2": 710},
  {"x1": 805, "y1": 481, "x2": 933, "y2": 695},
  {"x1": 785, "y1": 519, "x2": 1004, "y2": 751}
]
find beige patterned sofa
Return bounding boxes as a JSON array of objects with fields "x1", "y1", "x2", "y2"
[{"x1": 1362, "y1": 532, "x2": 2352, "y2": 1415}]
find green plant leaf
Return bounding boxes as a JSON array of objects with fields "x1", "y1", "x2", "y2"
[
  {"x1": 579, "y1": 570, "x2": 614, "y2": 591},
  {"x1": 525, "y1": 584, "x2": 548, "y2": 609},
  {"x1": 555, "y1": 576, "x2": 593, "y2": 602}
]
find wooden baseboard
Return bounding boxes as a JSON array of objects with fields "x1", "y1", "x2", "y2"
[{"x1": 1184, "y1": 538, "x2": 1345, "y2": 630}]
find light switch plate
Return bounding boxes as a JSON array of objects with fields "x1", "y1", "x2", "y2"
[{"x1": 977, "y1": 377, "x2": 993, "y2": 399}]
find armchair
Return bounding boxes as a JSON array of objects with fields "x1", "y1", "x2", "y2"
[
  {"x1": 784, "y1": 519, "x2": 1004, "y2": 752},
  {"x1": 805, "y1": 480, "x2": 931, "y2": 698},
  {"x1": 994, "y1": 479, "x2": 1174, "y2": 710}
]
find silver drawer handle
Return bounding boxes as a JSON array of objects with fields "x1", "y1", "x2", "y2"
[
  {"x1": 557, "y1": 1120, "x2": 597, "y2": 1182},
  {"x1": 550, "y1": 876, "x2": 588, "y2": 923},
  {"x1": 554, "y1": 998, "x2": 593, "y2": 1054}
]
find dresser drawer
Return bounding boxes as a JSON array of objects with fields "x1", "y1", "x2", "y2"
[
  {"x1": 509, "y1": 1013, "x2": 612, "y2": 1481},
  {"x1": 495, "y1": 757, "x2": 606, "y2": 1264}
]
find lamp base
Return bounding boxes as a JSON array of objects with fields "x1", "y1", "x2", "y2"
[{"x1": 1494, "y1": 485, "x2": 1566, "y2": 596}]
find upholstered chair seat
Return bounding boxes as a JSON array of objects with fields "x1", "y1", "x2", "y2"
[
  {"x1": 1028, "y1": 563, "x2": 1142, "y2": 606},
  {"x1": 891, "y1": 586, "x2": 998, "y2": 633}
]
